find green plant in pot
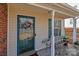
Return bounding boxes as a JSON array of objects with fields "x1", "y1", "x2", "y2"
[
  {"x1": 74, "y1": 41, "x2": 79, "y2": 45},
  {"x1": 62, "y1": 35, "x2": 68, "y2": 42}
]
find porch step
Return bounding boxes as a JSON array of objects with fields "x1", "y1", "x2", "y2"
[{"x1": 20, "y1": 50, "x2": 36, "y2": 56}]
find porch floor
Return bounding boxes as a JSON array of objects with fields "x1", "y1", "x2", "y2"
[
  {"x1": 20, "y1": 47, "x2": 51, "y2": 56},
  {"x1": 20, "y1": 45, "x2": 79, "y2": 56}
]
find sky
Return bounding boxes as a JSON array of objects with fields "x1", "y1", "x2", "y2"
[{"x1": 65, "y1": 3, "x2": 79, "y2": 28}]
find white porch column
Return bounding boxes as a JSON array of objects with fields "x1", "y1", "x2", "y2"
[
  {"x1": 51, "y1": 11, "x2": 55, "y2": 56},
  {"x1": 73, "y1": 18, "x2": 77, "y2": 43},
  {"x1": 61, "y1": 20, "x2": 65, "y2": 36}
]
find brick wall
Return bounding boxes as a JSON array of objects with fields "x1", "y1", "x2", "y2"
[
  {"x1": 65, "y1": 28, "x2": 79, "y2": 42},
  {"x1": 0, "y1": 3, "x2": 7, "y2": 56}
]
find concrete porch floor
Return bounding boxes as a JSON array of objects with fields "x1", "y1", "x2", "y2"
[
  {"x1": 66, "y1": 44, "x2": 79, "y2": 56},
  {"x1": 20, "y1": 47, "x2": 51, "y2": 56},
  {"x1": 19, "y1": 44, "x2": 79, "y2": 56}
]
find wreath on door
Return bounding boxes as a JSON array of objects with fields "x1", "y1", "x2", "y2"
[{"x1": 21, "y1": 21, "x2": 32, "y2": 30}]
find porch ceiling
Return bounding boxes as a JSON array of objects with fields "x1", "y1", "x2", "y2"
[
  {"x1": 11, "y1": 3, "x2": 49, "y2": 13},
  {"x1": 55, "y1": 12, "x2": 70, "y2": 19},
  {"x1": 28, "y1": 3, "x2": 79, "y2": 18}
]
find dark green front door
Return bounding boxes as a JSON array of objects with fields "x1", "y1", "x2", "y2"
[{"x1": 17, "y1": 15, "x2": 35, "y2": 55}]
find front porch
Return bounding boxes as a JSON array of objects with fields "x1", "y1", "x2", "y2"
[
  {"x1": 0, "y1": 3, "x2": 79, "y2": 56},
  {"x1": 7, "y1": 3, "x2": 79, "y2": 56}
]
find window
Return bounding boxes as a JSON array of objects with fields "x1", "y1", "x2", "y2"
[
  {"x1": 48, "y1": 19, "x2": 52, "y2": 38},
  {"x1": 54, "y1": 20, "x2": 61, "y2": 36}
]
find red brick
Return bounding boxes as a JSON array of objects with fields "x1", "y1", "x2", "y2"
[{"x1": 0, "y1": 3, "x2": 7, "y2": 56}]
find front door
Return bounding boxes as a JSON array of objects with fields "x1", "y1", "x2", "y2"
[{"x1": 17, "y1": 15, "x2": 35, "y2": 55}]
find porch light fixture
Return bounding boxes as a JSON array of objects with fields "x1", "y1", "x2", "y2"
[{"x1": 48, "y1": 10, "x2": 52, "y2": 19}]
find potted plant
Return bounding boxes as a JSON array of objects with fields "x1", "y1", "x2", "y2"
[
  {"x1": 74, "y1": 41, "x2": 79, "y2": 45},
  {"x1": 62, "y1": 35, "x2": 68, "y2": 42},
  {"x1": 74, "y1": 41, "x2": 79, "y2": 49}
]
